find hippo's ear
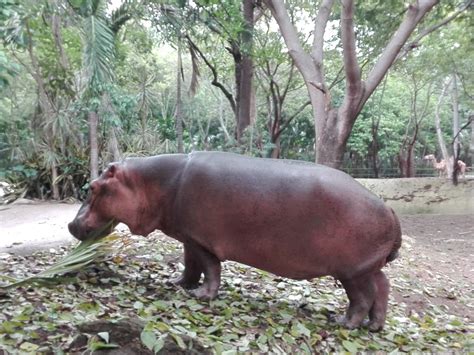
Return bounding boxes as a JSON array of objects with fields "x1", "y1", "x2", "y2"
[{"x1": 105, "y1": 164, "x2": 117, "y2": 178}]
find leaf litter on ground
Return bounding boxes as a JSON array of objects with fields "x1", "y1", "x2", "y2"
[{"x1": 0, "y1": 231, "x2": 472, "y2": 353}]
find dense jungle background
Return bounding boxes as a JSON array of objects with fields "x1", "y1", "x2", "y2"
[{"x1": 0, "y1": 0, "x2": 473, "y2": 201}]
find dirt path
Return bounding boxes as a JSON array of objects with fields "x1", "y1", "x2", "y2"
[
  {"x1": 391, "y1": 214, "x2": 473, "y2": 322},
  {"x1": 0, "y1": 201, "x2": 79, "y2": 254}
]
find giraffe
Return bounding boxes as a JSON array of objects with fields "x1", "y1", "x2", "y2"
[
  {"x1": 424, "y1": 154, "x2": 467, "y2": 179},
  {"x1": 423, "y1": 154, "x2": 447, "y2": 177}
]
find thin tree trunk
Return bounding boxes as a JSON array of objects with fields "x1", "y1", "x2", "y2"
[
  {"x1": 51, "y1": 11, "x2": 70, "y2": 72},
  {"x1": 51, "y1": 163, "x2": 60, "y2": 199},
  {"x1": 435, "y1": 78, "x2": 452, "y2": 177},
  {"x1": 398, "y1": 142, "x2": 416, "y2": 177},
  {"x1": 109, "y1": 126, "x2": 122, "y2": 161},
  {"x1": 88, "y1": 111, "x2": 99, "y2": 180},
  {"x1": 451, "y1": 73, "x2": 460, "y2": 184},
  {"x1": 218, "y1": 94, "x2": 231, "y2": 142},
  {"x1": 370, "y1": 127, "x2": 379, "y2": 178},
  {"x1": 231, "y1": 42, "x2": 242, "y2": 130},
  {"x1": 176, "y1": 44, "x2": 184, "y2": 153},
  {"x1": 470, "y1": 117, "x2": 474, "y2": 166},
  {"x1": 237, "y1": 0, "x2": 255, "y2": 141},
  {"x1": 271, "y1": 135, "x2": 281, "y2": 158}
]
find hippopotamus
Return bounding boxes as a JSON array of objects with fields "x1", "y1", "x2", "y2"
[{"x1": 68, "y1": 151, "x2": 401, "y2": 331}]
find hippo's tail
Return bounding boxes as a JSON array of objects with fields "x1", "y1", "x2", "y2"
[{"x1": 386, "y1": 208, "x2": 402, "y2": 263}]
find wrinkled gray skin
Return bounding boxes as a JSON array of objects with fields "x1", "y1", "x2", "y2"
[{"x1": 69, "y1": 152, "x2": 402, "y2": 331}]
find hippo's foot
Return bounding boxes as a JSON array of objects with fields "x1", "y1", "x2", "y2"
[
  {"x1": 171, "y1": 275, "x2": 200, "y2": 290},
  {"x1": 333, "y1": 315, "x2": 363, "y2": 330},
  {"x1": 189, "y1": 285, "x2": 218, "y2": 301},
  {"x1": 333, "y1": 314, "x2": 384, "y2": 332},
  {"x1": 181, "y1": 242, "x2": 221, "y2": 301},
  {"x1": 339, "y1": 274, "x2": 376, "y2": 330},
  {"x1": 367, "y1": 271, "x2": 390, "y2": 332},
  {"x1": 175, "y1": 244, "x2": 205, "y2": 289},
  {"x1": 364, "y1": 319, "x2": 384, "y2": 332},
  {"x1": 339, "y1": 270, "x2": 390, "y2": 332}
]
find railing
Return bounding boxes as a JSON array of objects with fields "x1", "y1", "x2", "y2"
[{"x1": 341, "y1": 167, "x2": 439, "y2": 179}]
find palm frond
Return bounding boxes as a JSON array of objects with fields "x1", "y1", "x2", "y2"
[
  {"x1": 110, "y1": 0, "x2": 133, "y2": 34},
  {"x1": 188, "y1": 43, "x2": 200, "y2": 97},
  {"x1": 0, "y1": 233, "x2": 128, "y2": 289},
  {"x1": 82, "y1": 1, "x2": 115, "y2": 93}
]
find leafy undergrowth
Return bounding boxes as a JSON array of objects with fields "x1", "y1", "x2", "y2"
[{"x1": 0, "y1": 232, "x2": 472, "y2": 354}]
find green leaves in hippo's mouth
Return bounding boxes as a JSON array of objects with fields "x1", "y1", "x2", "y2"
[{"x1": 85, "y1": 220, "x2": 117, "y2": 242}]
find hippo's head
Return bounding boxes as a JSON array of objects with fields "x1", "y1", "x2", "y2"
[{"x1": 68, "y1": 163, "x2": 124, "y2": 241}]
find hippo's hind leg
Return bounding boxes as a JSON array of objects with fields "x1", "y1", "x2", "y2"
[
  {"x1": 367, "y1": 270, "x2": 390, "y2": 332},
  {"x1": 339, "y1": 273, "x2": 376, "y2": 330},
  {"x1": 186, "y1": 243, "x2": 221, "y2": 301},
  {"x1": 172, "y1": 243, "x2": 203, "y2": 290}
]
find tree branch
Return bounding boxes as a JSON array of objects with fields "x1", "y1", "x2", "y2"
[
  {"x1": 280, "y1": 61, "x2": 295, "y2": 102},
  {"x1": 310, "y1": 0, "x2": 335, "y2": 73},
  {"x1": 276, "y1": 100, "x2": 311, "y2": 138},
  {"x1": 451, "y1": 115, "x2": 473, "y2": 144},
  {"x1": 339, "y1": 0, "x2": 363, "y2": 119},
  {"x1": 364, "y1": 0, "x2": 439, "y2": 102},
  {"x1": 398, "y1": 0, "x2": 472, "y2": 60},
  {"x1": 186, "y1": 36, "x2": 236, "y2": 113},
  {"x1": 340, "y1": 0, "x2": 361, "y2": 95},
  {"x1": 264, "y1": 0, "x2": 315, "y2": 81}
]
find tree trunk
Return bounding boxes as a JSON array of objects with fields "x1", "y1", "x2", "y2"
[
  {"x1": 398, "y1": 142, "x2": 416, "y2": 177},
  {"x1": 51, "y1": 162, "x2": 60, "y2": 200},
  {"x1": 176, "y1": 44, "x2": 184, "y2": 153},
  {"x1": 370, "y1": 131, "x2": 380, "y2": 178},
  {"x1": 451, "y1": 73, "x2": 460, "y2": 184},
  {"x1": 51, "y1": 11, "x2": 70, "y2": 73},
  {"x1": 314, "y1": 107, "x2": 352, "y2": 168},
  {"x1": 217, "y1": 94, "x2": 231, "y2": 142},
  {"x1": 265, "y1": 0, "x2": 438, "y2": 168},
  {"x1": 236, "y1": 0, "x2": 255, "y2": 141},
  {"x1": 271, "y1": 135, "x2": 281, "y2": 158},
  {"x1": 108, "y1": 126, "x2": 122, "y2": 162},
  {"x1": 470, "y1": 116, "x2": 474, "y2": 166},
  {"x1": 88, "y1": 111, "x2": 99, "y2": 180},
  {"x1": 435, "y1": 78, "x2": 452, "y2": 177},
  {"x1": 230, "y1": 42, "x2": 242, "y2": 130},
  {"x1": 370, "y1": 112, "x2": 382, "y2": 178}
]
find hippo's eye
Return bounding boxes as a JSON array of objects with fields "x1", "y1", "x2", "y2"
[{"x1": 90, "y1": 182, "x2": 99, "y2": 194}]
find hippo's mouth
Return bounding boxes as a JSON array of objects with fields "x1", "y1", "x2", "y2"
[
  {"x1": 87, "y1": 219, "x2": 118, "y2": 241},
  {"x1": 70, "y1": 219, "x2": 118, "y2": 242}
]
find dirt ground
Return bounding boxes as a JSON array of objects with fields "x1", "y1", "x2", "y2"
[{"x1": 392, "y1": 214, "x2": 473, "y2": 322}]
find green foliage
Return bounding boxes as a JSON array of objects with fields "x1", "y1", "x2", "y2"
[
  {"x1": 78, "y1": 0, "x2": 116, "y2": 97},
  {"x1": 0, "y1": 49, "x2": 19, "y2": 90},
  {"x1": 0, "y1": 0, "x2": 472, "y2": 198}
]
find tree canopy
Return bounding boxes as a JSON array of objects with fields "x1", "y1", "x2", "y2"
[{"x1": 0, "y1": 0, "x2": 472, "y2": 198}]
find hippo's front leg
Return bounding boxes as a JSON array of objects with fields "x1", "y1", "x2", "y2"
[
  {"x1": 186, "y1": 242, "x2": 221, "y2": 301},
  {"x1": 172, "y1": 243, "x2": 203, "y2": 290}
]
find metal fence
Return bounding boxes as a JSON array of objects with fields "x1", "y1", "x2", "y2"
[{"x1": 341, "y1": 167, "x2": 439, "y2": 179}]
